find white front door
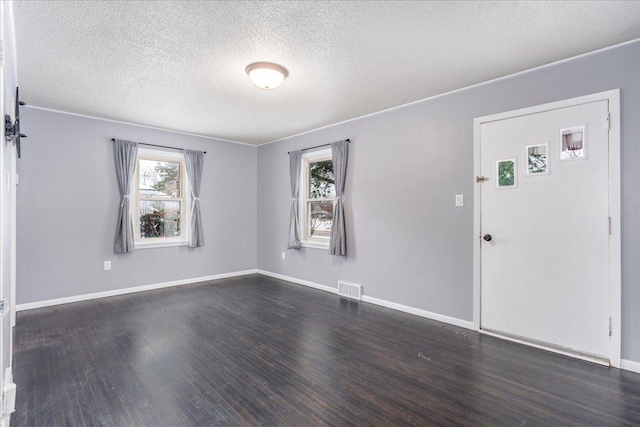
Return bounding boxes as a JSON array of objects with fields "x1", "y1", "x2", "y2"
[{"x1": 479, "y1": 99, "x2": 610, "y2": 360}]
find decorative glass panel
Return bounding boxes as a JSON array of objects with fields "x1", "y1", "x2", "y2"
[
  {"x1": 139, "y1": 200, "x2": 181, "y2": 238},
  {"x1": 307, "y1": 201, "x2": 333, "y2": 238},
  {"x1": 308, "y1": 160, "x2": 335, "y2": 198},
  {"x1": 139, "y1": 159, "x2": 181, "y2": 198}
]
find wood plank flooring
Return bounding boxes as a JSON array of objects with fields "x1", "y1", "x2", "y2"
[{"x1": 12, "y1": 274, "x2": 640, "y2": 426}]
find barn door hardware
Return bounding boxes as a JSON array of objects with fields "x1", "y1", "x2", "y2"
[{"x1": 4, "y1": 87, "x2": 26, "y2": 158}]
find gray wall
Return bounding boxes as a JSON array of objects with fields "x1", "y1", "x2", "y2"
[
  {"x1": 17, "y1": 108, "x2": 257, "y2": 304},
  {"x1": 257, "y1": 41, "x2": 640, "y2": 362}
]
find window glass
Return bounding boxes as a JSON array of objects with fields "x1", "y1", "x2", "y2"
[
  {"x1": 139, "y1": 200, "x2": 181, "y2": 239},
  {"x1": 135, "y1": 153, "x2": 186, "y2": 244},
  {"x1": 138, "y1": 159, "x2": 181, "y2": 198},
  {"x1": 308, "y1": 160, "x2": 335, "y2": 198},
  {"x1": 307, "y1": 201, "x2": 333, "y2": 238},
  {"x1": 302, "y1": 154, "x2": 334, "y2": 243}
]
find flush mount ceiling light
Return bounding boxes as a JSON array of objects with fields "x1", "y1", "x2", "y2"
[{"x1": 245, "y1": 62, "x2": 289, "y2": 90}]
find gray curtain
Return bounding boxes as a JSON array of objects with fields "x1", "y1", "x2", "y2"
[
  {"x1": 288, "y1": 150, "x2": 302, "y2": 249},
  {"x1": 329, "y1": 140, "x2": 349, "y2": 256},
  {"x1": 113, "y1": 139, "x2": 138, "y2": 253},
  {"x1": 184, "y1": 149, "x2": 205, "y2": 248}
]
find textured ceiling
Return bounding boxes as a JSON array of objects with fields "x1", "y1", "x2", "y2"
[{"x1": 12, "y1": 1, "x2": 640, "y2": 145}]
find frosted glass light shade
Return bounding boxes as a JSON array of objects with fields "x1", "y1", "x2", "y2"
[{"x1": 245, "y1": 62, "x2": 289, "y2": 90}]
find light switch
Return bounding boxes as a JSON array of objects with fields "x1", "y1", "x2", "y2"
[{"x1": 455, "y1": 194, "x2": 464, "y2": 207}]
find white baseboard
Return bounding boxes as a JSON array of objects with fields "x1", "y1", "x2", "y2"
[
  {"x1": 480, "y1": 329, "x2": 609, "y2": 366},
  {"x1": 621, "y1": 359, "x2": 640, "y2": 374},
  {"x1": 16, "y1": 267, "x2": 637, "y2": 373},
  {"x1": 361, "y1": 294, "x2": 474, "y2": 330},
  {"x1": 16, "y1": 269, "x2": 258, "y2": 311},
  {"x1": 256, "y1": 270, "x2": 474, "y2": 330},
  {"x1": 257, "y1": 270, "x2": 338, "y2": 294}
]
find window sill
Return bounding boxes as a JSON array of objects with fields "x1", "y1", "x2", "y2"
[
  {"x1": 301, "y1": 242, "x2": 329, "y2": 250},
  {"x1": 135, "y1": 240, "x2": 189, "y2": 250}
]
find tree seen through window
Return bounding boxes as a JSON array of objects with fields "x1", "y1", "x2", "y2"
[
  {"x1": 308, "y1": 160, "x2": 335, "y2": 237},
  {"x1": 138, "y1": 158, "x2": 182, "y2": 238}
]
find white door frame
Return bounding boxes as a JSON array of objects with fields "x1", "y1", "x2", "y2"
[
  {"x1": 473, "y1": 89, "x2": 621, "y2": 368},
  {"x1": 0, "y1": 8, "x2": 5, "y2": 415}
]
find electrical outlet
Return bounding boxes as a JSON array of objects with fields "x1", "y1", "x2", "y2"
[
  {"x1": 281, "y1": 252, "x2": 286, "y2": 260},
  {"x1": 104, "y1": 261, "x2": 111, "y2": 271},
  {"x1": 455, "y1": 194, "x2": 464, "y2": 207}
]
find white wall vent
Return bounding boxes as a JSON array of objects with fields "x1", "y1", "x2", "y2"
[{"x1": 338, "y1": 281, "x2": 362, "y2": 300}]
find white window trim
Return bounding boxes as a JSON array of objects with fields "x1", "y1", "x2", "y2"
[
  {"x1": 132, "y1": 147, "x2": 190, "y2": 249},
  {"x1": 300, "y1": 148, "x2": 333, "y2": 249}
]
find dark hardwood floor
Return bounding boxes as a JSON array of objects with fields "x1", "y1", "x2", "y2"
[{"x1": 12, "y1": 274, "x2": 640, "y2": 426}]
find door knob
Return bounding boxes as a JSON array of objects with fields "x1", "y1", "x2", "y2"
[{"x1": 483, "y1": 234, "x2": 492, "y2": 242}]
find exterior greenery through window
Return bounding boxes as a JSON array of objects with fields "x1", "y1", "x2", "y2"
[
  {"x1": 301, "y1": 149, "x2": 334, "y2": 246},
  {"x1": 134, "y1": 149, "x2": 188, "y2": 247}
]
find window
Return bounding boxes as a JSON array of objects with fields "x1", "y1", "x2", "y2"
[
  {"x1": 133, "y1": 148, "x2": 189, "y2": 248},
  {"x1": 300, "y1": 149, "x2": 334, "y2": 248}
]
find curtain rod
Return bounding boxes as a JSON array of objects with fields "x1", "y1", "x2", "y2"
[
  {"x1": 110, "y1": 138, "x2": 206, "y2": 154},
  {"x1": 287, "y1": 139, "x2": 350, "y2": 155}
]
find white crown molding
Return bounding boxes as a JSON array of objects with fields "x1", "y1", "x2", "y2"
[
  {"x1": 258, "y1": 38, "x2": 640, "y2": 147},
  {"x1": 23, "y1": 105, "x2": 258, "y2": 147},
  {"x1": 19, "y1": 37, "x2": 639, "y2": 148}
]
